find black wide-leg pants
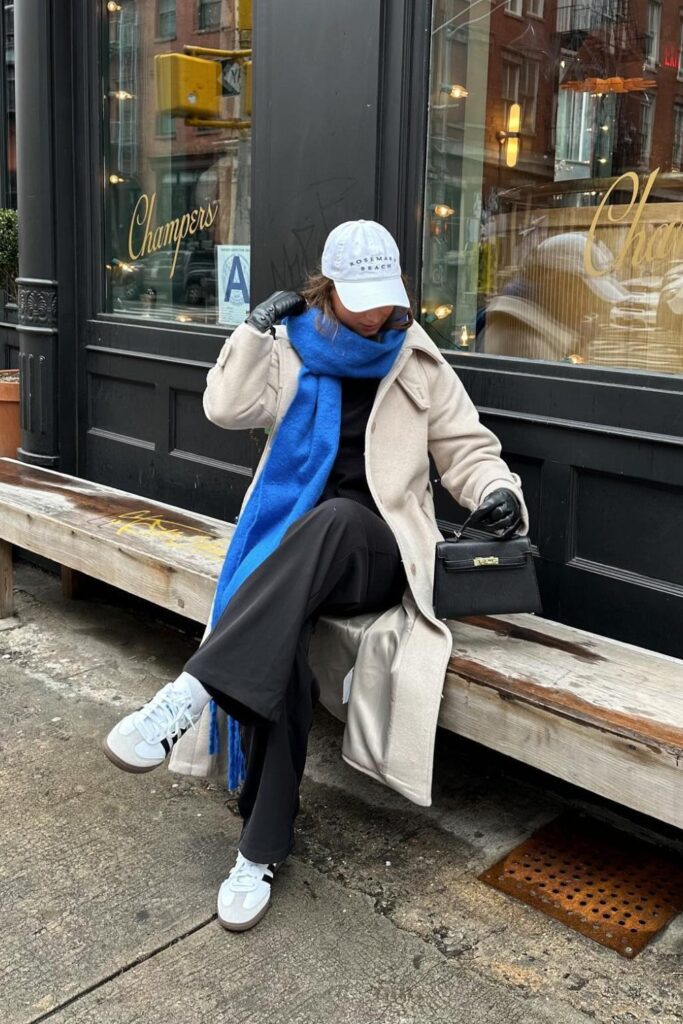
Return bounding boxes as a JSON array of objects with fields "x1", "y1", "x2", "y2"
[{"x1": 183, "y1": 498, "x2": 407, "y2": 864}]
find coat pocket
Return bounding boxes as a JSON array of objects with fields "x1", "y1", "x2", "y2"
[{"x1": 396, "y1": 366, "x2": 430, "y2": 410}]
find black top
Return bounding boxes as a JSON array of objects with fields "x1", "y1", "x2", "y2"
[{"x1": 317, "y1": 376, "x2": 382, "y2": 518}]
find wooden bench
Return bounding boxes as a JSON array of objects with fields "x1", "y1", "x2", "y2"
[{"x1": 2, "y1": 455, "x2": 683, "y2": 830}]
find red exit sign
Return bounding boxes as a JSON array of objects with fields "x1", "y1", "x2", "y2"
[{"x1": 663, "y1": 43, "x2": 679, "y2": 69}]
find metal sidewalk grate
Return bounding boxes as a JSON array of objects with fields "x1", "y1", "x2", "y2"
[{"x1": 479, "y1": 813, "x2": 683, "y2": 957}]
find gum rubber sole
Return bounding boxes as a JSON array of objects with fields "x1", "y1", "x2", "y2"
[
  {"x1": 102, "y1": 737, "x2": 163, "y2": 774},
  {"x1": 217, "y1": 899, "x2": 271, "y2": 932}
]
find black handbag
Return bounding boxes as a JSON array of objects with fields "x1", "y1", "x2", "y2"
[{"x1": 433, "y1": 516, "x2": 542, "y2": 619}]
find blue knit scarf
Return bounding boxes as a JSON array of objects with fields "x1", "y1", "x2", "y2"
[{"x1": 207, "y1": 307, "x2": 406, "y2": 788}]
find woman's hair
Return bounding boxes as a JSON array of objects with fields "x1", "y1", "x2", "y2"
[{"x1": 300, "y1": 272, "x2": 414, "y2": 334}]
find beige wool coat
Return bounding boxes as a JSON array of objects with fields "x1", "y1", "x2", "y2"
[{"x1": 170, "y1": 317, "x2": 528, "y2": 806}]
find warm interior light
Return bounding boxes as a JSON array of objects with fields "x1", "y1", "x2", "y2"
[
  {"x1": 433, "y1": 204, "x2": 455, "y2": 218},
  {"x1": 434, "y1": 304, "x2": 453, "y2": 320},
  {"x1": 441, "y1": 82, "x2": 468, "y2": 99},
  {"x1": 507, "y1": 102, "x2": 521, "y2": 135},
  {"x1": 176, "y1": 314, "x2": 192, "y2": 323},
  {"x1": 503, "y1": 103, "x2": 521, "y2": 167},
  {"x1": 107, "y1": 1, "x2": 122, "y2": 10},
  {"x1": 109, "y1": 174, "x2": 125, "y2": 184},
  {"x1": 505, "y1": 138, "x2": 519, "y2": 167},
  {"x1": 112, "y1": 90, "x2": 134, "y2": 101}
]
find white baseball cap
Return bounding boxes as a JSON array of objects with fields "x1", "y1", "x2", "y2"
[
  {"x1": 530, "y1": 233, "x2": 627, "y2": 304},
  {"x1": 321, "y1": 220, "x2": 411, "y2": 312}
]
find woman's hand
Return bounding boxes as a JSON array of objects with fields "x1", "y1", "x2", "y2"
[
  {"x1": 468, "y1": 488, "x2": 522, "y2": 537},
  {"x1": 246, "y1": 291, "x2": 306, "y2": 333}
]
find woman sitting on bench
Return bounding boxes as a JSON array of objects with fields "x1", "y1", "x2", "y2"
[{"x1": 104, "y1": 220, "x2": 527, "y2": 932}]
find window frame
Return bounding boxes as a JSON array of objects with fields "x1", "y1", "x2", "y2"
[
  {"x1": 519, "y1": 58, "x2": 540, "y2": 135},
  {"x1": 154, "y1": 111, "x2": 176, "y2": 139},
  {"x1": 156, "y1": 0, "x2": 176, "y2": 42},
  {"x1": 501, "y1": 52, "x2": 521, "y2": 109},
  {"x1": 504, "y1": 0, "x2": 524, "y2": 17},
  {"x1": 645, "y1": 0, "x2": 661, "y2": 68},
  {"x1": 640, "y1": 93, "x2": 656, "y2": 167},
  {"x1": 672, "y1": 104, "x2": 683, "y2": 171},
  {"x1": 198, "y1": 0, "x2": 222, "y2": 32}
]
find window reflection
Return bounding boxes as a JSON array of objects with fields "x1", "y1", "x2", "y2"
[
  {"x1": 104, "y1": 0, "x2": 252, "y2": 327},
  {"x1": 423, "y1": 0, "x2": 683, "y2": 374}
]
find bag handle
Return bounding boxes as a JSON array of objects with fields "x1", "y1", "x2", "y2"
[{"x1": 436, "y1": 514, "x2": 519, "y2": 543}]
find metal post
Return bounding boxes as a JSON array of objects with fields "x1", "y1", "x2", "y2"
[{"x1": 14, "y1": 0, "x2": 59, "y2": 467}]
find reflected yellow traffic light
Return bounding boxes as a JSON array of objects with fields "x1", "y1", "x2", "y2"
[
  {"x1": 242, "y1": 60, "x2": 252, "y2": 117},
  {"x1": 238, "y1": 0, "x2": 252, "y2": 32},
  {"x1": 154, "y1": 53, "x2": 220, "y2": 119}
]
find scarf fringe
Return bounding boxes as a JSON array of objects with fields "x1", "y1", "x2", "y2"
[
  {"x1": 228, "y1": 715, "x2": 246, "y2": 790},
  {"x1": 207, "y1": 699, "x2": 246, "y2": 790},
  {"x1": 208, "y1": 698, "x2": 220, "y2": 756}
]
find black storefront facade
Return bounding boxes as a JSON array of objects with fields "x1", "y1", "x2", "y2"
[{"x1": 4, "y1": 0, "x2": 683, "y2": 657}]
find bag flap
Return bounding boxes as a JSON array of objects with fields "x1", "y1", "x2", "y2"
[{"x1": 436, "y1": 536, "x2": 532, "y2": 561}]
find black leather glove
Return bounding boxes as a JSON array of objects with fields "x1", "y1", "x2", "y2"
[
  {"x1": 245, "y1": 290, "x2": 306, "y2": 333},
  {"x1": 467, "y1": 487, "x2": 522, "y2": 537}
]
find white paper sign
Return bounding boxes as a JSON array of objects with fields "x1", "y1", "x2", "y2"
[{"x1": 217, "y1": 245, "x2": 250, "y2": 326}]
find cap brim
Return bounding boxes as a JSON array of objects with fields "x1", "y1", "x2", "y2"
[
  {"x1": 584, "y1": 274, "x2": 627, "y2": 304},
  {"x1": 335, "y1": 276, "x2": 410, "y2": 313}
]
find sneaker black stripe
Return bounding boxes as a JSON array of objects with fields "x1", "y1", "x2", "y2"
[{"x1": 160, "y1": 724, "x2": 192, "y2": 756}]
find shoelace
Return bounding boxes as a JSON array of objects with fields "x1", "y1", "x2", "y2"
[
  {"x1": 131, "y1": 685, "x2": 196, "y2": 745},
  {"x1": 227, "y1": 856, "x2": 269, "y2": 892}
]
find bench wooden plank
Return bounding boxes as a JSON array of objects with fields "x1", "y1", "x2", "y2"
[
  {"x1": 439, "y1": 670, "x2": 683, "y2": 830},
  {"x1": 0, "y1": 458, "x2": 228, "y2": 622},
  {"x1": 446, "y1": 615, "x2": 683, "y2": 753},
  {"x1": 311, "y1": 609, "x2": 683, "y2": 827},
  {"x1": 0, "y1": 458, "x2": 232, "y2": 577}
]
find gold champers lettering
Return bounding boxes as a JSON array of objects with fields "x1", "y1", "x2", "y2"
[
  {"x1": 584, "y1": 168, "x2": 683, "y2": 277},
  {"x1": 128, "y1": 191, "x2": 220, "y2": 277}
]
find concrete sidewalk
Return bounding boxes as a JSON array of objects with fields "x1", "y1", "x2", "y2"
[{"x1": 2, "y1": 561, "x2": 683, "y2": 1024}]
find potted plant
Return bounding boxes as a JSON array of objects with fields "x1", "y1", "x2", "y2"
[{"x1": 0, "y1": 208, "x2": 18, "y2": 322}]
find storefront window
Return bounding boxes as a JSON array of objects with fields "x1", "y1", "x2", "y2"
[
  {"x1": 103, "y1": 0, "x2": 252, "y2": 327},
  {"x1": 422, "y1": 0, "x2": 683, "y2": 375}
]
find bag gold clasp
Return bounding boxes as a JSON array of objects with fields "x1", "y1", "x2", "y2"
[{"x1": 473, "y1": 556, "x2": 499, "y2": 566}]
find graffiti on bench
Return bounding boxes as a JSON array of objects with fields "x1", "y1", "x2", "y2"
[{"x1": 106, "y1": 509, "x2": 229, "y2": 560}]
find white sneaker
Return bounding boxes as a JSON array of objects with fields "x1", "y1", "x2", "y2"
[
  {"x1": 103, "y1": 677, "x2": 204, "y2": 773},
  {"x1": 217, "y1": 852, "x2": 276, "y2": 932}
]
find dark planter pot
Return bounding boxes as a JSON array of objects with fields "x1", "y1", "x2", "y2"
[{"x1": 0, "y1": 367, "x2": 20, "y2": 457}]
